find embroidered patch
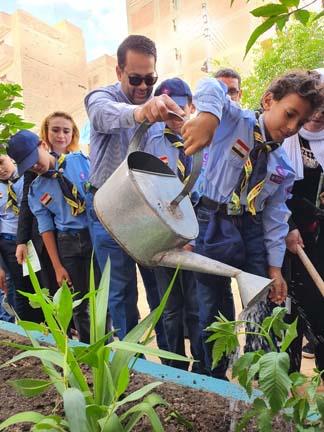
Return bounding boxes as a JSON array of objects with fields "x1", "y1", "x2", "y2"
[
  {"x1": 80, "y1": 172, "x2": 85, "y2": 180},
  {"x1": 276, "y1": 165, "x2": 285, "y2": 177},
  {"x1": 159, "y1": 155, "x2": 169, "y2": 165},
  {"x1": 231, "y1": 139, "x2": 249, "y2": 159},
  {"x1": 0, "y1": 192, "x2": 3, "y2": 199},
  {"x1": 270, "y1": 174, "x2": 284, "y2": 184},
  {"x1": 40, "y1": 193, "x2": 53, "y2": 206}
]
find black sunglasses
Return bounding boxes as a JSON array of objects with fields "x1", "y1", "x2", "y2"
[{"x1": 127, "y1": 74, "x2": 158, "y2": 87}]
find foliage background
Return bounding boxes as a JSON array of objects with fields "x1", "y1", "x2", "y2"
[{"x1": 241, "y1": 16, "x2": 324, "y2": 109}]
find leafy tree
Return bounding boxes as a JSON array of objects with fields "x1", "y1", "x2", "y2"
[
  {"x1": 230, "y1": 0, "x2": 324, "y2": 57},
  {"x1": 0, "y1": 83, "x2": 34, "y2": 153},
  {"x1": 241, "y1": 16, "x2": 324, "y2": 109}
]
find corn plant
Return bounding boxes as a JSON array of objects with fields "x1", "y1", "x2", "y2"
[
  {"x1": 207, "y1": 307, "x2": 324, "y2": 431},
  {"x1": 0, "y1": 260, "x2": 190, "y2": 431}
]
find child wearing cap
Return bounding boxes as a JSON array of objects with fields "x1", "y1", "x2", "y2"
[
  {"x1": 8, "y1": 130, "x2": 91, "y2": 342},
  {"x1": 143, "y1": 77, "x2": 205, "y2": 373},
  {"x1": 0, "y1": 154, "x2": 44, "y2": 322}
]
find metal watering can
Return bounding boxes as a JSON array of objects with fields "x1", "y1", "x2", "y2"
[{"x1": 94, "y1": 114, "x2": 272, "y2": 307}]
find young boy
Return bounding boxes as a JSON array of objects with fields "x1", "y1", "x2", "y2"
[
  {"x1": 0, "y1": 154, "x2": 44, "y2": 322},
  {"x1": 8, "y1": 130, "x2": 91, "y2": 342},
  {"x1": 181, "y1": 71, "x2": 324, "y2": 379},
  {"x1": 144, "y1": 77, "x2": 205, "y2": 373}
]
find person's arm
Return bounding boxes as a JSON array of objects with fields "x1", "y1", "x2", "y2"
[
  {"x1": 263, "y1": 174, "x2": 295, "y2": 304},
  {"x1": 85, "y1": 87, "x2": 183, "y2": 135},
  {"x1": 41, "y1": 231, "x2": 71, "y2": 286}
]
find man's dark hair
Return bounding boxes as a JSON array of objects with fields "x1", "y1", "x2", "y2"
[
  {"x1": 266, "y1": 70, "x2": 324, "y2": 112},
  {"x1": 117, "y1": 35, "x2": 157, "y2": 69},
  {"x1": 214, "y1": 68, "x2": 241, "y2": 88}
]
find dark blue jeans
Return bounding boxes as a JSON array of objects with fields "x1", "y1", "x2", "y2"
[
  {"x1": 154, "y1": 267, "x2": 205, "y2": 373},
  {"x1": 194, "y1": 205, "x2": 267, "y2": 378},
  {"x1": 85, "y1": 191, "x2": 167, "y2": 348}
]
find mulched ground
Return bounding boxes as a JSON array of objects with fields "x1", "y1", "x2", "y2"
[{"x1": 0, "y1": 329, "x2": 288, "y2": 431}]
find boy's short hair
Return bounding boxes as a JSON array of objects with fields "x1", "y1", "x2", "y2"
[
  {"x1": 154, "y1": 77, "x2": 192, "y2": 107},
  {"x1": 267, "y1": 70, "x2": 324, "y2": 112},
  {"x1": 117, "y1": 35, "x2": 157, "y2": 69},
  {"x1": 214, "y1": 68, "x2": 241, "y2": 88},
  {"x1": 7, "y1": 130, "x2": 40, "y2": 176}
]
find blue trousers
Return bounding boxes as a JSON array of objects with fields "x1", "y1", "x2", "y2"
[
  {"x1": 85, "y1": 191, "x2": 167, "y2": 348},
  {"x1": 154, "y1": 267, "x2": 205, "y2": 373},
  {"x1": 194, "y1": 205, "x2": 267, "y2": 378}
]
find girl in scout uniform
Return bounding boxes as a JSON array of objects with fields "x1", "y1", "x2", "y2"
[
  {"x1": 8, "y1": 130, "x2": 91, "y2": 343},
  {"x1": 181, "y1": 71, "x2": 324, "y2": 380}
]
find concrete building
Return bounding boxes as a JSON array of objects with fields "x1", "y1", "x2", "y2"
[
  {"x1": 0, "y1": 9, "x2": 90, "y2": 131},
  {"x1": 126, "y1": 0, "x2": 258, "y2": 87}
]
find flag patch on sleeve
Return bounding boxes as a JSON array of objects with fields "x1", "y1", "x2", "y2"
[
  {"x1": 40, "y1": 193, "x2": 52, "y2": 206},
  {"x1": 159, "y1": 155, "x2": 169, "y2": 165},
  {"x1": 231, "y1": 139, "x2": 249, "y2": 159}
]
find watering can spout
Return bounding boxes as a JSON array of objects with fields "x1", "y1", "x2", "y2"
[{"x1": 152, "y1": 249, "x2": 273, "y2": 308}]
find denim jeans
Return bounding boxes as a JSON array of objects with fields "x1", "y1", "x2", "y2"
[
  {"x1": 154, "y1": 267, "x2": 205, "y2": 373},
  {"x1": 56, "y1": 229, "x2": 92, "y2": 343},
  {"x1": 194, "y1": 205, "x2": 267, "y2": 378}
]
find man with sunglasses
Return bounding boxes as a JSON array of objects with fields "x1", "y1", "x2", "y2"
[{"x1": 84, "y1": 35, "x2": 184, "y2": 341}]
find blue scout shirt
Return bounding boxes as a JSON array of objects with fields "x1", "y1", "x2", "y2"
[
  {"x1": 194, "y1": 77, "x2": 295, "y2": 267},
  {"x1": 85, "y1": 83, "x2": 142, "y2": 189},
  {"x1": 28, "y1": 152, "x2": 89, "y2": 234},
  {"x1": 0, "y1": 174, "x2": 23, "y2": 236}
]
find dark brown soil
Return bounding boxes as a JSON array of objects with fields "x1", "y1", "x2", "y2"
[{"x1": 0, "y1": 329, "x2": 286, "y2": 431}]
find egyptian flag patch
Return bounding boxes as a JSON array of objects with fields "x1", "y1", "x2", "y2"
[
  {"x1": 231, "y1": 139, "x2": 249, "y2": 159},
  {"x1": 159, "y1": 155, "x2": 169, "y2": 165},
  {"x1": 40, "y1": 193, "x2": 53, "y2": 206}
]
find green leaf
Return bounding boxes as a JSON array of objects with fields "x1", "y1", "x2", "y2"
[
  {"x1": 95, "y1": 257, "x2": 111, "y2": 341},
  {"x1": 16, "y1": 320, "x2": 48, "y2": 334},
  {"x1": 280, "y1": 318, "x2": 298, "y2": 352},
  {"x1": 279, "y1": 0, "x2": 300, "y2": 6},
  {"x1": 251, "y1": 4, "x2": 288, "y2": 17},
  {"x1": 9, "y1": 378, "x2": 53, "y2": 397},
  {"x1": 294, "y1": 9, "x2": 311, "y2": 25},
  {"x1": 244, "y1": 17, "x2": 277, "y2": 58},
  {"x1": 115, "y1": 364, "x2": 130, "y2": 399},
  {"x1": 1, "y1": 348, "x2": 64, "y2": 369},
  {"x1": 259, "y1": 352, "x2": 291, "y2": 413},
  {"x1": 63, "y1": 388, "x2": 89, "y2": 432},
  {"x1": 98, "y1": 413, "x2": 124, "y2": 432},
  {"x1": 122, "y1": 400, "x2": 164, "y2": 432},
  {"x1": 276, "y1": 14, "x2": 289, "y2": 31},
  {"x1": 316, "y1": 394, "x2": 324, "y2": 420},
  {"x1": 0, "y1": 411, "x2": 45, "y2": 430},
  {"x1": 53, "y1": 284, "x2": 73, "y2": 332},
  {"x1": 116, "y1": 382, "x2": 162, "y2": 407},
  {"x1": 312, "y1": 10, "x2": 324, "y2": 22}
]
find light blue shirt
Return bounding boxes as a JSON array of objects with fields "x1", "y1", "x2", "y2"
[
  {"x1": 194, "y1": 77, "x2": 295, "y2": 267},
  {"x1": 85, "y1": 82, "x2": 141, "y2": 189},
  {"x1": 0, "y1": 174, "x2": 23, "y2": 236},
  {"x1": 28, "y1": 152, "x2": 89, "y2": 233}
]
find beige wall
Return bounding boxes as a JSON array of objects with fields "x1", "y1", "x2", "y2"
[
  {"x1": 87, "y1": 54, "x2": 117, "y2": 91},
  {"x1": 126, "y1": 0, "x2": 258, "y2": 89},
  {"x1": 0, "y1": 10, "x2": 89, "y2": 133}
]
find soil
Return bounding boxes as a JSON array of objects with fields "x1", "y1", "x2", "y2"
[{"x1": 0, "y1": 329, "x2": 287, "y2": 432}]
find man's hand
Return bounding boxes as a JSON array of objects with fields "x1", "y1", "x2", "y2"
[
  {"x1": 16, "y1": 243, "x2": 28, "y2": 265},
  {"x1": 268, "y1": 266, "x2": 287, "y2": 304},
  {"x1": 0, "y1": 268, "x2": 7, "y2": 294},
  {"x1": 181, "y1": 112, "x2": 219, "y2": 155},
  {"x1": 286, "y1": 229, "x2": 304, "y2": 254},
  {"x1": 134, "y1": 94, "x2": 184, "y2": 123},
  {"x1": 55, "y1": 265, "x2": 72, "y2": 287},
  {"x1": 183, "y1": 243, "x2": 194, "y2": 252}
]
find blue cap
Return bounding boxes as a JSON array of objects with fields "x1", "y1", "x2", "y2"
[
  {"x1": 154, "y1": 77, "x2": 192, "y2": 107},
  {"x1": 7, "y1": 130, "x2": 40, "y2": 176}
]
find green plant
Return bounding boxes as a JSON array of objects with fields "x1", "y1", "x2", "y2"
[
  {"x1": 241, "y1": 16, "x2": 324, "y2": 109},
  {"x1": 229, "y1": 0, "x2": 323, "y2": 57},
  {"x1": 0, "y1": 260, "x2": 191, "y2": 431},
  {"x1": 207, "y1": 307, "x2": 324, "y2": 431},
  {"x1": 0, "y1": 83, "x2": 34, "y2": 152}
]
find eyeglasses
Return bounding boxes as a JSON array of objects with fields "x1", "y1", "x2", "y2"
[
  {"x1": 126, "y1": 73, "x2": 158, "y2": 87},
  {"x1": 227, "y1": 88, "x2": 240, "y2": 96}
]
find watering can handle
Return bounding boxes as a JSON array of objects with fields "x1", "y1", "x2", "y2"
[{"x1": 127, "y1": 111, "x2": 203, "y2": 206}]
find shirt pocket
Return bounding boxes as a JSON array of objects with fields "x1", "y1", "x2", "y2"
[{"x1": 258, "y1": 179, "x2": 280, "y2": 209}]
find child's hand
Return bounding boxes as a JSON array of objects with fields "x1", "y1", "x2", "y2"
[
  {"x1": 181, "y1": 112, "x2": 219, "y2": 155},
  {"x1": 55, "y1": 265, "x2": 72, "y2": 286},
  {"x1": 16, "y1": 244, "x2": 28, "y2": 265},
  {"x1": 0, "y1": 268, "x2": 7, "y2": 294}
]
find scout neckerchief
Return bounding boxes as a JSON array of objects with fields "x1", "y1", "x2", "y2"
[
  {"x1": 42, "y1": 154, "x2": 85, "y2": 216},
  {"x1": 164, "y1": 127, "x2": 191, "y2": 183},
  {"x1": 5, "y1": 176, "x2": 20, "y2": 215},
  {"x1": 231, "y1": 113, "x2": 280, "y2": 216}
]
